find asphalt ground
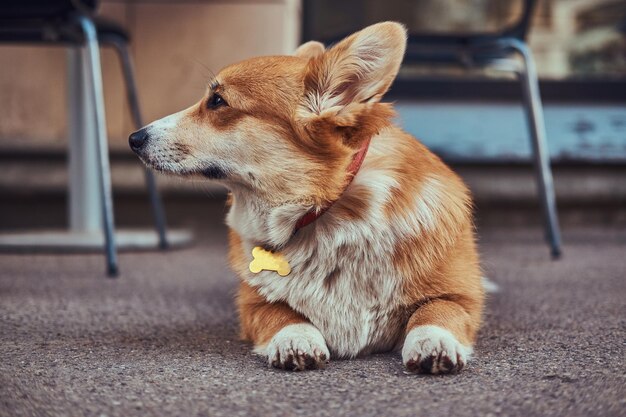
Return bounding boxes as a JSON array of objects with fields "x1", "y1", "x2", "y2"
[{"x1": 1, "y1": 216, "x2": 625, "y2": 417}]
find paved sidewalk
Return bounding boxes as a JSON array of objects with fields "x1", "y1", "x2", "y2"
[{"x1": 1, "y1": 224, "x2": 624, "y2": 417}]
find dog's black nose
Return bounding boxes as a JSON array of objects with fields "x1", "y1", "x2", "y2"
[{"x1": 129, "y1": 128, "x2": 149, "y2": 151}]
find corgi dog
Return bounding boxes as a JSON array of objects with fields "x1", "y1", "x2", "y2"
[{"x1": 129, "y1": 22, "x2": 484, "y2": 374}]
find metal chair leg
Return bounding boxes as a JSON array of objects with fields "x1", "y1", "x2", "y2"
[
  {"x1": 508, "y1": 39, "x2": 562, "y2": 259},
  {"x1": 105, "y1": 36, "x2": 169, "y2": 249},
  {"x1": 76, "y1": 15, "x2": 119, "y2": 276}
]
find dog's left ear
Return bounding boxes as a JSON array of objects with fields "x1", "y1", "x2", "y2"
[
  {"x1": 301, "y1": 21, "x2": 406, "y2": 115},
  {"x1": 294, "y1": 41, "x2": 326, "y2": 59}
]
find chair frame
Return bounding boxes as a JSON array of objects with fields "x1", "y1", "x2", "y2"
[
  {"x1": 302, "y1": 0, "x2": 562, "y2": 258},
  {"x1": 0, "y1": 12, "x2": 169, "y2": 276}
]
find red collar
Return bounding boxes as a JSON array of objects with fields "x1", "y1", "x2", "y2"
[{"x1": 294, "y1": 138, "x2": 371, "y2": 232}]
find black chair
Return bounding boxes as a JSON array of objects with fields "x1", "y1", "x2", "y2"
[
  {"x1": 303, "y1": 0, "x2": 562, "y2": 258},
  {"x1": 0, "y1": 0, "x2": 169, "y2": 276}
]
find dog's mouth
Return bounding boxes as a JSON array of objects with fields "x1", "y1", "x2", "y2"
[
  {"x1": 200, "y1": 165, "x2": 228, "y2": 179},
  {"x1": 130, "y1": 132, "x2": 230, "y2": 180},
  {"x1": 138, "y1": 153, "x2": 228, "y2": 180}
]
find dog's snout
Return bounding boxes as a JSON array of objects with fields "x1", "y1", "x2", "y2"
[{"x1": 129, "y1": 128, "x2": 149, "y2": 151}]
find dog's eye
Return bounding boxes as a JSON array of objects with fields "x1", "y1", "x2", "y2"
[{"x1": 207, "y1": 93, "x2": 227, "y2": 109}]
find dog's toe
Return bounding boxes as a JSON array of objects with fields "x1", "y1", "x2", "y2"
[
  {"x1": 261, "y1": 323, "x2": 330, "y2": 371},
  {"x1": 402, "y1": 325, "x2": 472, "y2": 375}
]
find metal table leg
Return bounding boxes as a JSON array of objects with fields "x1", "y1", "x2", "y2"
[
  {"x1": 0, "y1": 17, "x2": 194, "y2": 269},
  {"x1": 76, "y1": 15, "x2": 119, "y2": 276}
]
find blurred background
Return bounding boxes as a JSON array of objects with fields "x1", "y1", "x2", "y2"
[{"x1": 0, "y1": 0, "x2": 624, "y2": 235}]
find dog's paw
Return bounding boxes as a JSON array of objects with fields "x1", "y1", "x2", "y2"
[
  {"x1": 402, "y1": 325, "x2": 472, "y2": 374},
  {"x1": 257, "y1": 323, "x2": 330, "y2": 371}
]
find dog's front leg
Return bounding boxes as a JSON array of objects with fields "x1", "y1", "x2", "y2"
[
  {"x1": 402, "y1": 298, "x2": 479, "y2": 374},
  {"x1": 237, "y1": 282, "x2": 329, "y2": 371}
]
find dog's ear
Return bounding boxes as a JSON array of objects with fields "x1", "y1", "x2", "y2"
[
  {"x1": 301, "y1": 22, "x2": 406, "y2": 115},
  {"x1": 294, "y1": 41, "x2": 326, "y2": 59}
]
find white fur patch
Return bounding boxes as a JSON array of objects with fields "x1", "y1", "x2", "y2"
[
  {"x1": 402, "y1": 325, "x2": 472, "y2": 374},
  {"x1": 141, "y1": 110, "x2": 209, "y2": 174},
  {"x1": 146, "y1": 110, "x2": 184, "y2": 136},
  {"x1": 389, "y1": 177, "x2": 443, "y2": 236},
  {"x1": 257, "y1": 323, "x2": 330, "y2": 371}
]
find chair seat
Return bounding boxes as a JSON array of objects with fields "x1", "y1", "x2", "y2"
[
  {"x1": 323, "y1": 31, "x2": 518, "y2": 67},
  {"x1": 0, "y1": 0, "x2": 97, "y2": 19},
  {"x1": 0, "y1": 16, "x2": 129, "y2": 44},
  {"x1": 408, "y1": 31, "x2": 510, "y2": 46},
  {"x1": 404, "y1": 33, "x2": 517, "y2": 67}
]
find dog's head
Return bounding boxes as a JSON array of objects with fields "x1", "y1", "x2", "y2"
[{"x1": 130, "y1": 22, "x2": 406, "y2": 206}]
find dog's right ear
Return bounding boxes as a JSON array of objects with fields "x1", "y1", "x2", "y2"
[
  {"x1": 300, "y1": 22, "x2": 406, "y2": 115},
  {"x1": 294, "y1": 41, "x2": 326, "y2": 60},
  {"x1": 295, "y1": 23, "x2": 405, "y2": 149}
]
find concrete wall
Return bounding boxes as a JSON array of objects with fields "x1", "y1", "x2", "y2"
[{"x1": 0, "y1": 0, "x2": 301, "y2": 151}]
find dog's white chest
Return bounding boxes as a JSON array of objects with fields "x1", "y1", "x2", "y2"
[{"x1": 244, "y1": 235, "x2": 405, "y2": 358}]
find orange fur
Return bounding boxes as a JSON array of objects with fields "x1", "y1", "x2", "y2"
[{"x1": 237, "y1": 281, "x2": 309, "y2": 345}]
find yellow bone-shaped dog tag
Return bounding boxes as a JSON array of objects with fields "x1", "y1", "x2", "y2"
[{"x1": 249, "y1": 246, "x2": 291, "y2": 277}]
